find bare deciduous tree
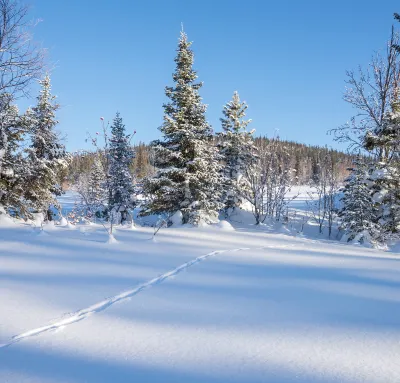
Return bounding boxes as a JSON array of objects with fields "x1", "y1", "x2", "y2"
[
  {"x1": 241, "y1": 138, "x2": 294, "y2": 225},
  {"x1": 241, "y1": 162, "x2": 266, "y2": 225},
  {"x1": 0, "y1": 0, "x2": 45, "y2": 98},
  {"x1": 307, "y1": 152, "x2": 341, "y2": 236},
  {"x1": 331, "y1": 27, "x2": 400, "y2": 158}
]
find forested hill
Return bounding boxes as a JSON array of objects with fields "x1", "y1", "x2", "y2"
[
  {"x1": 254, "y1": 137, "x2": 357, "y2": 184},
  {"x1": 66, "y1": 137, "x2": 357, "y2": 188}
]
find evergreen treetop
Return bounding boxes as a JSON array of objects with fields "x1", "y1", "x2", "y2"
[{"x1": 30, "y1": 75, "x2": 66, "y2": 162}]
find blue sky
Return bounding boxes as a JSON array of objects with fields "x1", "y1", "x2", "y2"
[{"x1": 21, "y1": 0, "x2": 400, "y2": 152}]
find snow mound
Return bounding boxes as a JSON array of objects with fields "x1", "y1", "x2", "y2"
[
  {"x1": 169, "y1": 210, "x2": 183, "y2": 226},
  {"x1": 31, "y1": 212, "x2": 45, "y2": 227},
  {"x1": 388, "y1": 241, "x2": 400, "y2": 253},
  {"x1": 214, "y1": 220, "x2": 235, "y2": 231},
  {"x1": 106, "y1": 234, "x2": 118, "y2": 244},
  {"x1": 42, "y1": 221, "x2": 57, "y2": 232},
  {"x1": 80, "y1": 226, "x2": 97, "y2": 235},
  {"x1": 58, "y1": 217, "x2": 69, "y2": 226},
  {"x1": 0, "y1": 207, "x2": 15, "y2": 227},
  {"x1": 66, "y1": 221, "x2": 76, "y2": 229},
  {"x1": 37, "y1": 230, "x2": 49, "y2": 237},
  {"x1": 58, "y1": 217, "x2": 75, "y2": 229}
]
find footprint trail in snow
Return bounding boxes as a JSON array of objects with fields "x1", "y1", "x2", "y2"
[{"x1": 0, "y1": 244, "x2": 294, "y2": 349}]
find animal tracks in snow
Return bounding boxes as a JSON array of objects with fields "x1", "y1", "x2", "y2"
[{"x1": 0, "y1": 244, "x2": 295, "y2": 349}]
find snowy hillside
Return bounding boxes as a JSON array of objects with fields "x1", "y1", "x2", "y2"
[{"x1": 1, "y1": 206, "x2": 400, "y2": 383}]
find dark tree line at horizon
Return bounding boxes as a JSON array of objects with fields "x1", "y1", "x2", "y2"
[{"x1": 65, "y1": 138, "x2": 358, "y2": 189}]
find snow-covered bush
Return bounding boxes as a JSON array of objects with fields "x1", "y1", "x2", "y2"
[{"x1": 241, "y1": 138, "x2": 294, "y2": 225}]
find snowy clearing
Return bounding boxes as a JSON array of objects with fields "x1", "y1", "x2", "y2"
[{"x1": 1, "y1": 211, "x2": 400, "y2": 383}]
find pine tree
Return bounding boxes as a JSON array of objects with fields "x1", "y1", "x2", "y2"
[
  {"x1": 108, "y1": 112, "x2": 135, "y2": 224},
  {"x1": 339, "y1": 100, "x2": 400, "y2": 244},
  {"x1": 339, "y1": 161, "x2": 379, "y2": 244},
  {"x1": 0, "y1": 93, "x2": 29, "y2": 217},
  {"x1": 143, "y1": 31, "x2": 222, "y2": 225},
  {"x1": 218, "y1": 91, "x2": 257, "y2": 214},
  {"x1": 363, "y1": 97, "x2": 400, "y2": 239},
  {"x1": 25, "y1": 75, "x2": 68, "y2": 220},
  {"x1": 368, "y1": 162, "x2": 400, "y2": 238},
  {"x1": 364, "y1": 98, "x2": 400, "y2": 162}
]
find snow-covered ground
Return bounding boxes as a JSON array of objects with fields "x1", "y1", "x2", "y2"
[{"x1": 1, "y1": 192, "x2": 400, "y2": 382}]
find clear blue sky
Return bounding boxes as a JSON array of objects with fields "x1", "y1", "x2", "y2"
[{"x1": 21, "y1": 0, "x2": 400, "y2": 152}]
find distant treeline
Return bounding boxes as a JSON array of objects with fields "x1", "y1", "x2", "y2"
[
  {"x1": 254, "y1": 137, "x2": 357, "y2": 184},
  {"x1": 66, "y1": 138, "x2": 358, "y2": 188}
]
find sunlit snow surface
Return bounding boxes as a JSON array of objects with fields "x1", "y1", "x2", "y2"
[{"x1": 1, "y1": 190, "x2": 400, "y2": 382}]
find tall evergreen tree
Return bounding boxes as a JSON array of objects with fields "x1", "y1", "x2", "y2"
[
  {"x1": 363, "y1": 98, "x2": 400, "y2": 239},
  {"x1": 25, "y1": 75, "x2": 68, "y2": 220},
  {"x1": 339, "y1": 160, "x2": 379, "y2": 244},
  {"x1": 143, "y1": 31, "x2": 222, "y2": 225},
  {"x1": 368, "y1": 161, "x2": 400, "y2": 238},
  {"x1": 0, "y1": 93, "x2": 29, "y2": 216},
  {"x1": 108, "y1": 112, "x2": 135, "y2": 224},
  {"x1": 218, "y1": 91, "x2": 257, "y2": 214}
]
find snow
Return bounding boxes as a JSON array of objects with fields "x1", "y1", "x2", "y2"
[
  {"x1": 169, "y1": 210, "x2": 183, "y2": 226},
  {"x1": 106, "y1": 233, "x2": 118, "y2": 244},
  {"x1": 372, "y1": 190, "x2": 388, "y2": 203},
  {"x1": 0, "y1": 207, "x2": 15, "y2": 227},
  {"x1": 213, "y1": 219, "x2": 235, "y2": 231},
  {"x1": 30, "y1": 213, "x2": 45, "y2": 227},
  {"x1": 1, "y1": 191, "x2": 400, "y2": 382},
  {"x1": 58, "y1": 217, "x2": 69, "y2": 226}
]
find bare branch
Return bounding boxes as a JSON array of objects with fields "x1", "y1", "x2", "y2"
[
  {"x1": 330, "y1": 28, "x2": 400, "y2": 157},
  {"x1": 0, "y1": 0, "x2": 45, "y2": 98}
]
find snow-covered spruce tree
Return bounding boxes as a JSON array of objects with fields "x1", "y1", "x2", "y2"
[
  {"x1": 217, "y1": 91, "x2": 257, "y2": 215},
  {"x1": 25, "y1": 75, "x2": 68, "y2": 221},
  {"x1": 364, "y1": 98, "x2": 400, "y2": 239},
  {"x1": 0, "y1": 93, "x2": 30, "y2": 217},
  {"x1": 108, "y1": 112, "x2": 135, "y2": 225},
  {"x1": 339, "y1": 160, "x2": 379, "y2": 244},
  {"x1": 364, "y1": 96, "x2": 400, "y2": 163},
  {"x1": 143, "y1": 31, "x2": 222, "y2": 225},
  {"x1": 367, "y1": 162, "x2": 400, "y2": 239}
]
